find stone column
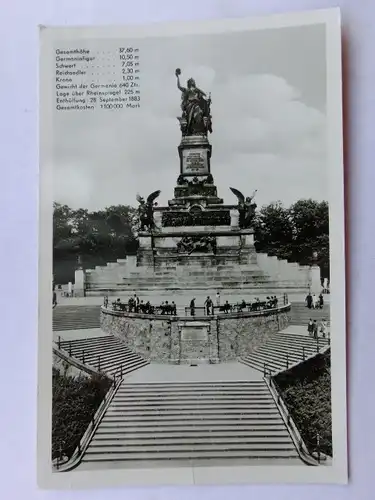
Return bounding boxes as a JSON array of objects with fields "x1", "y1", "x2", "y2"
[
  {"x1": 74, "y1": 269, "x2": 86, "y2": 297},
  {"x1": 230, "y1": 209, "x2": 239, "y2": 229},
  {"x1": 310, "y1": 265, "x2": 322, "y2": 294}
]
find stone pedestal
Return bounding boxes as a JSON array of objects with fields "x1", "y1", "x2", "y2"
[
  {"x1": 74, "y1": 269, "x2": 86, "y2": 297},
  {"x1": 178, "y1": 135, "x2": 212, "y2": 176},
  {"x1": 309, "y1": 265, "x2": 322, "y2": 294}
]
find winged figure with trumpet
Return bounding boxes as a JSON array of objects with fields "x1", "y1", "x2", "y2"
[
  {"x1": 229, "y1": 188, "x2": 257, "y2": 229},
  {"x1": 136, "y1": 190, "x2": 161, "y2": 231}
]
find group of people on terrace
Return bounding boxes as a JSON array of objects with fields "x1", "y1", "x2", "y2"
[
  {"x1": 106, "y1": 295, "x2": 178, "y2": 316},
  {"x1": 104, "y1": 292, "x2": 283, "y2": 317},
  {"x1": 190, "y1": 294, "x2": 280, "y2": 316},
  {"x1": 305, "y1": 292, "x2": 324, "y2": 309}
]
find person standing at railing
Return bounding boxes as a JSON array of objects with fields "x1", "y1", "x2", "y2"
[
  {"x1": 171, "y1": 301, "x2": 177, "y2": 316},
  {"x1": 320, "y1": 319, "x2": 327, "y2": 338},
  {"x1": 190, "y1": 298, "x2": 196, "y2": 316},
  {"x1": 311, "y1": 294, "x2": 317, "y2": 309},
  {"x1": 204, "y1": 296, "x2": 213, "y2": 315},
  {"x1": 306, "y1": 292, "x2": 313, "y2": 309},
  {"x1": 319, "y1": 293, "x2": 324, "y2": 309},
  {"x1": 216, "y1": 291, "x2": 221, "y2": 308},
  {"x1": 307, "y1": 319, "x2": 313, "y2": 336},
  {"x1": 134, "y1": 294, "x2": 140, "y2": 313},
  {"x1": 312, "y1": 320, "x2": 318, "y2": 339},
  {"x1": 224, "y1": 300, "x2": 231, "y2": 313}
]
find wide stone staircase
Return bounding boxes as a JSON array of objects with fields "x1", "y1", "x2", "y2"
[
  {"x1": 86, "y1": 263, "x2": 307, "y2": 294},
  {"x1": 80, "y1": 380, "x2": 302, "y2": 468},
  {"x1": 58, "y1": 336, "x2": 149, "y2": 377},
  {"x1": 239, "y1": 333, "x2": 330, "y2": 374},
  {"x1": 289, "y1": 302, "x2": 330, "y2": 326},
  {"x1": 53, "y1": 305, "x2": 101, "y2": 331}
]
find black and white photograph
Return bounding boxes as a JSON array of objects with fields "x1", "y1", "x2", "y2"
[{"x1": 38, "y1": 9, "x2": 346, "y2": 487}]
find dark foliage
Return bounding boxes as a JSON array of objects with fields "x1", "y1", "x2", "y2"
[
  {"x1": 53, "y1": 203, "x2": 138, "y2": 283},
  {"x1": 52, "y1": 368, "x2": 111, "y2": 461},
  {"x1": 275, "y1": 352, "x2": 332, "y2": 456},
  {"x1": 253, "y1": 199, "x2": 329, "y2": 278}
]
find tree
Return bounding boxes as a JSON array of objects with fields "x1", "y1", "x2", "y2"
[
  {"x1": 253, "y1": 202, "x2": 294, "y2": 259},
  {"x1": 254, "y1": 199, "x2": 330, "y2": 278},
  {"x1": 289, "y1": 200, "x2": 329, "y2": 275},
  {"x1": 53, "y1": 203, "x2": 138, "y2": 284}
]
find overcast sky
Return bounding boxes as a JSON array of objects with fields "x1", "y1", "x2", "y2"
[{"x1": 52, "y1": 23, "x2": 327, "y2": 211}]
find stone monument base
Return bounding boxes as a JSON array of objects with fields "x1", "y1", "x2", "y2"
[{"x1": 100, "y1": 304, "x2": 291, "y2": 364}]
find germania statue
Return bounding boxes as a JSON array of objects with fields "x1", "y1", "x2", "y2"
[{"x1": 175, "y1": 68, "x2": 212, "y2": 136}]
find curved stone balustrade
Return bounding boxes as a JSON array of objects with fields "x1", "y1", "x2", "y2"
[{"x1": 101, "y1": 302, "x2": 291, "y2": 365}]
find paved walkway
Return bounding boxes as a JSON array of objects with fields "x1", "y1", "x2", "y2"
[
  {"x1": 123, "y1": 361, "x2": 263, "y2": 383},
  {"x1": 53, "y1": 328, "x2": 109, "y2": 342}
]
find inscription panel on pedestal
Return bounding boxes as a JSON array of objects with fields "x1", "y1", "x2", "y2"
[
  {"x1": 180, "y1": 324, "x2": 209, "y2": 341},
  {"x1": 182, "y1": 148, "x2": 209, "y2": 175}
]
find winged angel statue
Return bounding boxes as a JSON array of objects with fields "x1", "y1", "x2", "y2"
[
  {"x1": 136, "y1": 190, "x2": 161, "y2": 231},
  {"x1": 229, "y1": 188, "x2": 257, "y2": 229}
]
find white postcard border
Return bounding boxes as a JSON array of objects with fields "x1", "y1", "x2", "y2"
[{"x1": 38, "y1": 7, "x2": 347, "y2": 489}]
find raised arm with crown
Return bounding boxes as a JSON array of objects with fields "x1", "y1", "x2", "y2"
[{"x1": 175, "y1": 68, "x2": 212, "y2": 136}]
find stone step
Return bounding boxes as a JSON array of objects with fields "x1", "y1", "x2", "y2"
[
  {"x1": 104, "y1": 408, "x2": 281, "y2": 418},
  {"x1": 59, "y1": 336, "x2": 119, "y2": 348},
  {"x1": 98, "y1": 419, "x2": 287, "y2": 429},
  {"x1": 89, "y1": 436, "x2": 293, "y2": 447},
  {"x1": 273, "y1": 334, "x2": 329, "y2": 345},
  {"x1": 85, "y1": 441, "x2": 297, "y2": 454},
  {"x1": 82, "y1": 449, "x2": 299, "y2": 462},
  {"x1": 124, "y1": 277, "x2": 270, "y2": 284},
  {"x1": 240, "y1": 357, "x2": 281, "y2": 373},
  {"x1": 262, "y1": 339, "x2": 324, "y2": 353},
  {"x1": 100, "y1": 361, "x2": 149, "y2": 377},
  {"x1": 67, "y1": 344, "x2": 135, "y2": 360},
  {"x1": 115, "y1": 390, "x2": 271, "y2": 398},
  {"x1": 95, "y1": 427, "x2": 289, "y2": 437},
  {"x1": 112, "y1": 394, "x2": 273, "y2": 403},
  {"x1": 256, "y1": 343, "x2": 318, "y2": 359},
  {"x1": 57, "y1": 335, "x2": 149, "y2": 376},
  {"x1": 118, "y1": 381, "x2": 266, "y2": 389},
  {"x1": 241, "y1": 353, "x2": 285, "y2": 372},
  {"x1": 102, "y1": 413, "x2": 282, "y2": 423},
  {"x1": 254, "y1": 346, "x2": 305, "y2": 364},
  {"x1": 108, "y1": 401, "x2": 277, "y2": 411},
  {"x1": 91, "y1": 355, "x2": 144, "y2": 372}
]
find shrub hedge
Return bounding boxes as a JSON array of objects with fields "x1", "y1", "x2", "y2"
[
  {"x1": 274, "y1": 352, "x2": 332, "y2": 456},
  {"x1": 52, "y1": 368, "x2": 112, "y2": 461}
]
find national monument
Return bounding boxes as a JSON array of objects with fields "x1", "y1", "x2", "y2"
[{"x1": 75, "y1": 69, "x2": 321, "y2": 297}]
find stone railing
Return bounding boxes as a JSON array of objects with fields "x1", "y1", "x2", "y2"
[
  {"x1": 106, "y1": 294, "x2": 289, "y2": 319},
  {"x1": 101, "y1": 301, "x2": 291, "y2": 364}
]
